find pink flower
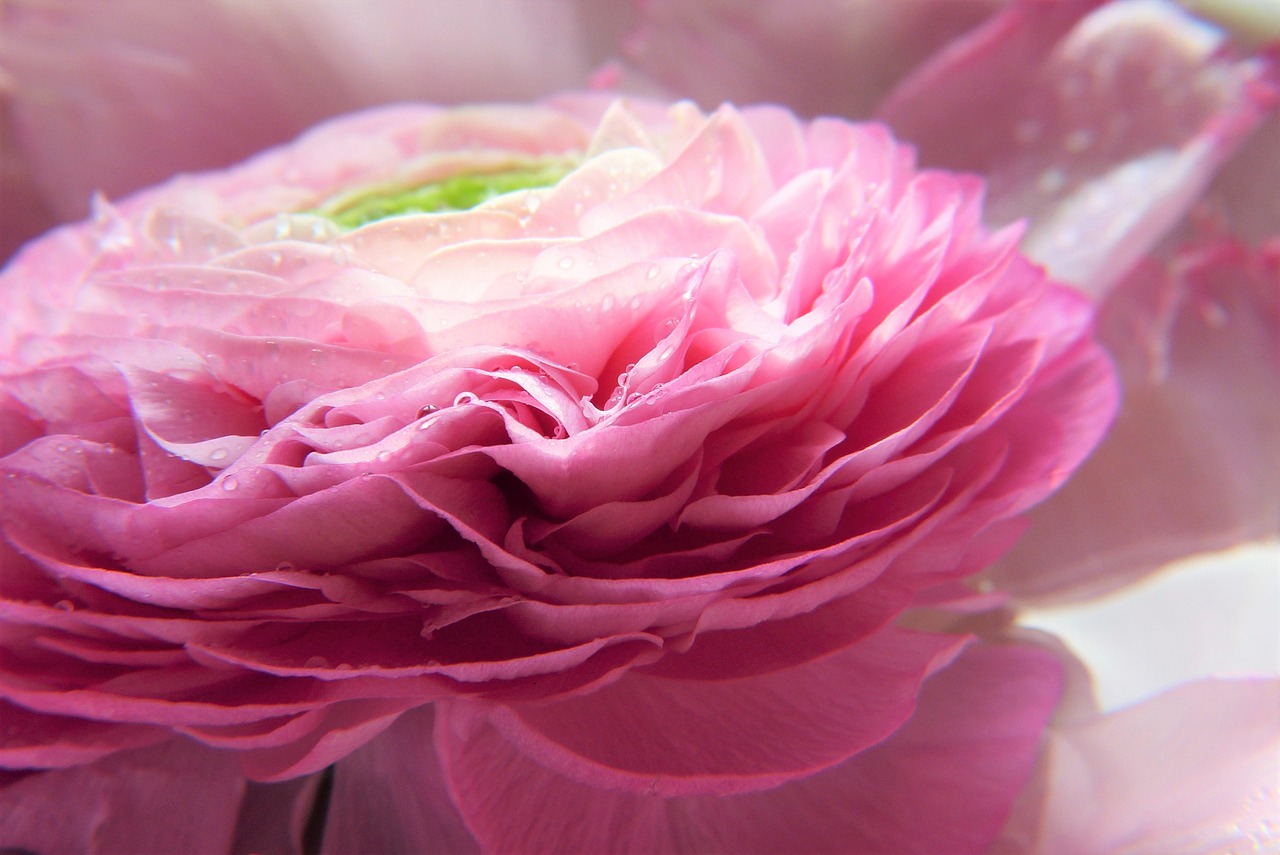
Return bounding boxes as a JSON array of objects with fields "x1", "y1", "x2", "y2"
[{"x1": 0, "y1": 96, "x2": 1115, "y2": 851}]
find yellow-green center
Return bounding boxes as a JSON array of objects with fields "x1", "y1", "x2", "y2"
[{"x1": 318, "y1": 161, "x2": 573, "y2": 229}]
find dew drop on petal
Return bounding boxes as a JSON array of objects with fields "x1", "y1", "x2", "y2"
[
  {"x1": 1037, "y1": 168, "x2": 1068, "y2": 194},
  {"x1": 221, "y1": 476, "x2": 240, "y2": 492},
  {"x1": 54, "y1": 599, "x2": 75, "y2": 611},
  {"x1": 304, "y1": 655, "x2": 329, "y2": 669},
  {"x1": 1063, "y1": 129, "x2": 1093, "y2": 153}
]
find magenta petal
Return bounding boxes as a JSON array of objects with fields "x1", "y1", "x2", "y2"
[
  {"x1": 0, "y1": 738, "x2": 245, "y2": 855},
  {"x1": 320, "y1": 707, "x2": 479, "y2": 855},
  {"x1": 0, "y1": 701, "x2": 167, "y2": 769},
  {"x1": 879, "y1": 0, "x2": 1276, "y2": 295},
  {"x1": 435, "y1": 642, "x2": 1062, "y2": 854},
  {"x1": 463, "y1": 626, "x2": 964, "y2": 797}
]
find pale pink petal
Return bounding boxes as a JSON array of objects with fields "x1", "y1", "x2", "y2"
[
  {"x1": 434, "y1": 643, "x2": 1061, "y2": 854},
  {"x1": 0, "y1": 738, "x2": 246, "y2": 854},
  {"x1": 1012, "y1": 679, "x2": 1280, "y2": 854},
  {"x1": 988, "y1": 239, "x2": 1280, "y2": 602},
  {"x1": 878, "y1": 0, "x2": 1277, "y2": 297},
  {"x1": 620, "y1": 0, "x2": 1003, "y2": 118}
]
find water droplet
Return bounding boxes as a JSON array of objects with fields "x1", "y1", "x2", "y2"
[
  {"x1": 1037, "y1": 168, "x2": 1068, "y2": 194},
  {"x1": 655, "y1": 317, "x2": 680, "y2": 342},
  {"x1": 376, "y1": 450, "x2": 393, "y2": 463},
  {"x1": 54, "y1": 599, "x2": 75, "y2": 611},
  {"x1": 1063, "y1": 129, "x2": 1093, "y2": 153},
  {"x1": 209, "y1": 447, "x2": 229, "y2": 462},
  {"x1": 453, "y1": 392, "x2": 479, "y2": 407},
  {"x1": 601, "y1": 294, "x2": 617, "y2": 313},
  {"x1": 418, "y1": 404, "x2": 439, "y2": 418},
  {"x1": 524, "y1": 192, "x2": 542, "y2": 214},
  {"x1": 646, "y1": 264, "x2": 660, "y2": 280},
  {"x1": 334, "y1": 663, "x2": 353, "y2": 671},
  {"x1": 1014, "y1": 119, "x2": 1042, "y2": 144},
  {"x1": 275, "y1": 561, "x2": 296, "y2": 572},
  {"x1": 304, "y1": 655, "x2": 329, "y2": 669},
  {"x1": 557, "y1": 256, "x2": 575, "y2": 270},
  {"x1": 221, "y1": 476, "x2": 240, "y2": 492}
]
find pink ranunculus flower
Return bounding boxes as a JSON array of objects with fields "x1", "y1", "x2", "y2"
[{"x1": 0, "y1": 96, "x2": 1116, "y2": 852}]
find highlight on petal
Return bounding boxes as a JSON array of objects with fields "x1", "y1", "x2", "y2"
[
  {"x1": 1006, "y1": 678, "x2": 1280, "y2": 854},
  {"x1": 879, "y1": 0, "x2": 1277, "y2": 296}
]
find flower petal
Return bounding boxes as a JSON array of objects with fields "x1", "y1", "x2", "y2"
[
  {"x1": 878, "y1": 0, "x2": 1276, "y2": 296},
  {"x1": 433, "y1": 642, "x2": 1061, "y2": 854},
  {"x1": 0, "y1": 738, "x2": 245, "y2": 855},
  {"x1": 619, "y1": 0, "x2": 1003, "y2": 119},
  {"x1": 988, "y1": 239, "x2": 1280, "y2": 602},
  {"x1": 320, "y1": 707, "x2": 479, "y2": 855},
  {"x1": 1015, "y1": 678, "x2": 1280, "y2": 853}
]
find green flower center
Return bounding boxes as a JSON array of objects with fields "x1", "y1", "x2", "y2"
[{"x1": 318, "y1": 161, "x2": 573, "y2": 229}]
